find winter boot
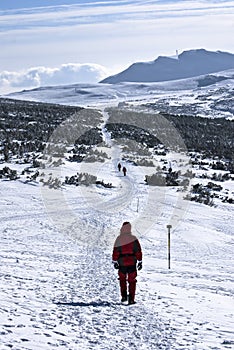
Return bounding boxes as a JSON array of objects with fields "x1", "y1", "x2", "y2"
[
  {"x1": 128, "y1": 295, "x2": 136, "y2": 305},
  {"x1": 121, "y1": 291, "x2": 128, "y2": 302}
]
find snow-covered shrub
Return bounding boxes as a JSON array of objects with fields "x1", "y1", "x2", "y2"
[
  {"x1": 64, "y1": 172, "x2": 97, "y2": 186},
  {"x1": 206, "y1": 182, "x2": 223, "y2": 191},
  {"x1": 222, "y1": 197, "x2": 233, "y2": 204},
  {"x1": 0, "y1": 166, "x2": 18, "y2": 180},
  {"x1": 184, "y1": 183, "x2": 215, "y2": 206},
  {"x1": 135, "y1": 158, "x2": 155, "y2": 167},
  {"x1": 40, "y1": 176, "x2": 61, "y2": 189},
  {"x1": 84, "y1": 149, "x2": 109, "y2": 163},
  {"x1": 25, "y1": 170, "x2": 40, "y2": 182},
  {"x1": 51, "y1": 158, "x2": 64, "y2": 167},
  {"x1": 96, "y1": 180, "x2": 113, "y2": 188},
  {"x1": 145, "y1": 170, "x2": 180, "y2": 186},
  {"x1": 145, "y1": 173, "x2": 166, "y2": 186}
]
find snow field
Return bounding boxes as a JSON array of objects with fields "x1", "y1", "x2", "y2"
[
  {"x1": 0, "y1": 105, "x2": 234, "y2": 349},
  {"x1": 1, "y1": 151, "x2": 234, "y2": 349}
]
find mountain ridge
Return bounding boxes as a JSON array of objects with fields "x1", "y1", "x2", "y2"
[{"x1": 100, "y1": 49, "x2": 234, "y2": 84}]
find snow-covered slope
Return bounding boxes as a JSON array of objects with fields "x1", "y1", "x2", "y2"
[
  {"x1": 1, "y1": 64, "x2": 234, "y2": 349},
  {"x1": 0, "y1": 104, "x2": 234, "y2": 349},
  {"x1": 6, "y1": 69, "x2": 234, "y2": 119}
]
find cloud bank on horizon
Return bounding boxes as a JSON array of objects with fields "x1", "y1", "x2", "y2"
[
  {"x1": 0, "y1": 0, "x2": 234, "y2": 94},
  {"x1": 0, "y1": 64, "x2": 109, "y2": 94}
]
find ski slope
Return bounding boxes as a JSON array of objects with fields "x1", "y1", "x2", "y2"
[{"x1": 0, "y1": 107, "x2": 234, "y2": 349}]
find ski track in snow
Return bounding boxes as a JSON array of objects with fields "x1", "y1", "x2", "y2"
[{"x1": 0, "y1": 108, "x2": 234, "y2": 350}]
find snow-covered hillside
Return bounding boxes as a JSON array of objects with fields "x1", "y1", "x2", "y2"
[
  {"x1": 6, "y1": 69, "x2": 234, "y2": 119},
  {"x1": 1, "y1": 162, "x2": 234, "y2": 349},
  {"x1": 0, "y1": 101, "x2": 234, "y2": 349}
]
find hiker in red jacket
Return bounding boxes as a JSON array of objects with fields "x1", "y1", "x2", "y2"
[{"x1": 112, "y1": 222, "x2": 142, "y2": 304}]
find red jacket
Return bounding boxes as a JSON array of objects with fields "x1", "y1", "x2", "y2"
[{"x1": 112, "y1": 232, "x2": 142, "y2": 267}]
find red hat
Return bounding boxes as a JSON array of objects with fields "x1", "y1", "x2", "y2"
[{"x1": 120, "y1": 222, "x2": 131, "y2": 234}]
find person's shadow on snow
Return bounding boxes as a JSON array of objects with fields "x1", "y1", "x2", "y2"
[{"x1": 54, "y1": 301, "x2": 114, "y2": 307}]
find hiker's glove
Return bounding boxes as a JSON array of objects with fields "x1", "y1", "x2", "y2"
[
  {"x1": 112, "y1": 261, "x2": 119, "y2": 269},
  {"x1": 137, "y1": 261, "x2": 142, "y2": 271}
]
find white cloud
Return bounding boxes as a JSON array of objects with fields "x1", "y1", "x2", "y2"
[{"x1": 0, "y1": 63, "x2": 109, "y2": 95}]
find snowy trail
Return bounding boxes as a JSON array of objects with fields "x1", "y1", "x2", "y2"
[
  {"x1": 0, "y1": 198, "x2": 172, "y2": 350},
  {"x1": 1, "y1": 176, "x2": 233, "y2": 349},
  {"x1": 0, "y1": 108, "x2": 234, "y2": 349}
]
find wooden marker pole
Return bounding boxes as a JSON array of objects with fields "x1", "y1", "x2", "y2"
[
  {"x1": 167, "y1": 224, "x2": 172, "y2": 269},
  {"x1": 137, "y1": 198, "x2": 139, "y2": 212}
]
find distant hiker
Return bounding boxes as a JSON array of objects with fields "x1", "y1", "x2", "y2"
[
  {"x1": 112, "y1": 222, "x2": 142, "y2": 304},
  {"x1": 168, "y1": 162, "x2": 172, "y2": 173},
  {"x1": 122, "y1": 166, "x2": 127, "y2": 176},
  {"x1": 118, "y1": 163, "x2": 121, "y2": 171}
]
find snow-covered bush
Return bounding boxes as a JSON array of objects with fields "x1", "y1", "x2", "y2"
[
  {"x1": 40, "y1": 176, "x2": 61, "y2": 189},
  {"x1": 0, "y1": 166, "x2": 18, "y2": 180},
  {"x1": 145, "y1": 173, "x2": 166, "y2": 186},
  {"x1": 96, "y1": 180, "x2": 113, "y2": 188},
  {"x1": 135, "y1": 158, "x2": 155, "y2": 167},
  {"x1": 64, "y1": 173, "x2": 97, "y2": 186},
  {"x1": 184, "y1": 183, "x2": 215, "y2": 206}
]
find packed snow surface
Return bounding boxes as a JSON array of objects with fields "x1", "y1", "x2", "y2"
[
  {"x1": 0, "y1": 77, "x2": 234, "y2": 350},
  {"x1": 0, "y1": 107, "x2": 234, "y2": 349}
]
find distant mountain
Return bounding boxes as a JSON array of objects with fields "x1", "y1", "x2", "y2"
[{"x1": 100, "y1": 49, "x2": 234, "y2": 84}]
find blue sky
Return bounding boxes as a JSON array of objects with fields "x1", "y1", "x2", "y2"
[
  {"x1": 0, "y1": 0, "x2": 102, "y2": 10},
  {"x1": 0, "y1": 0, "x2": 234, "y2": 93}
]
